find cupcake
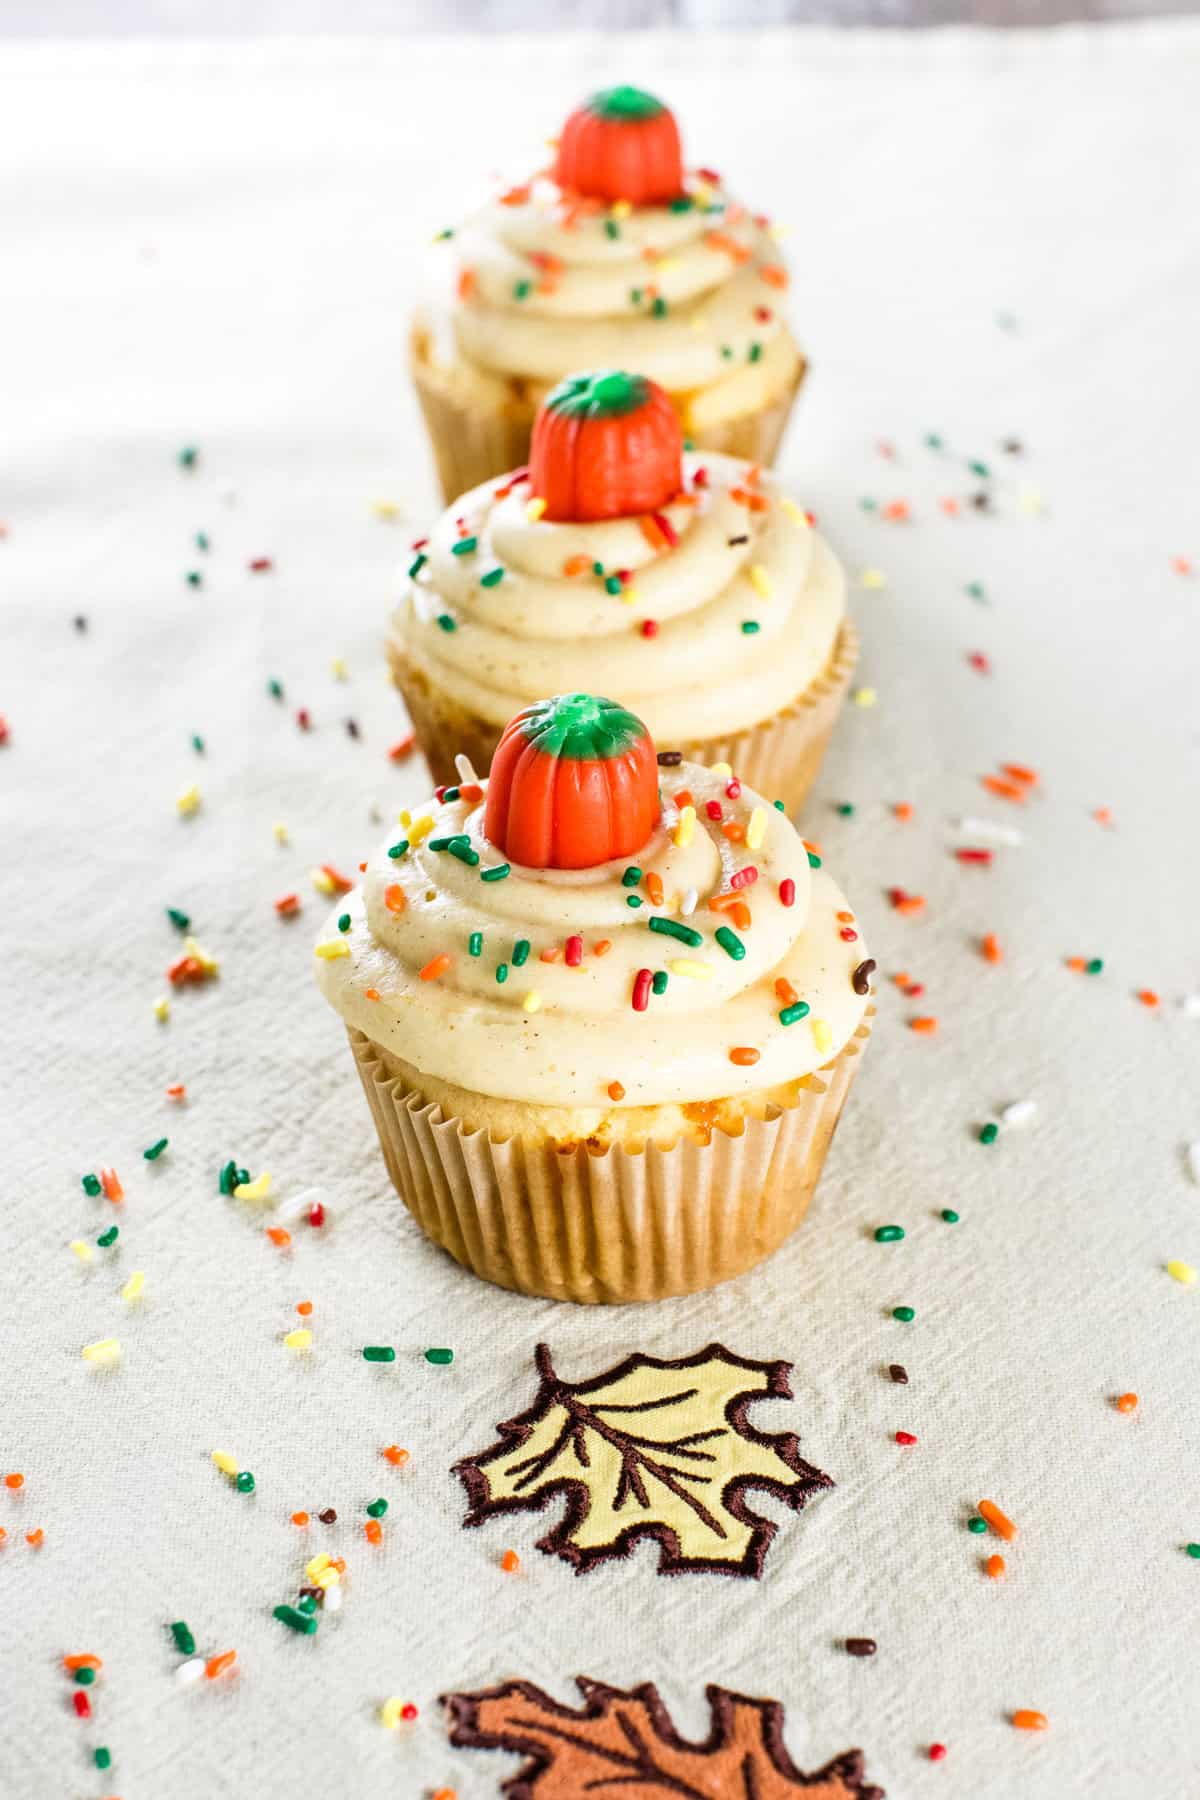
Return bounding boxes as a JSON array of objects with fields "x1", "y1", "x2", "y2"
[
  {"x1": 315, "y1": 692, "x2": 873, "y2": 1305},
  {"x1": 412, "y1": 84, "x2": 806, "y2": 501},
  {"x1": 392, "y1": 368, "x2": 857, "y2": 814}
]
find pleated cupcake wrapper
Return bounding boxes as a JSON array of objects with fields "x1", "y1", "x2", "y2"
[
  {"x1": 346, "y1": 1010, "x2": 870, "y2": 1305},
  {"x1": 389, "y1": 618, "x2": 858, "y2": 814},
  {"x1": 410, "y1": 325, "x2": 807, "y2": 505}
]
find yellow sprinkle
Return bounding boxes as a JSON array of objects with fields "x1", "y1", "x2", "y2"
[
  {"x1": 82, "y1": 1338, "x2": 121, "y2": 1363},
  {"x1": 371, "y1": 499, "x2": 401, "y2": 520},
  {"x1": 306, "y1": 1553, "x2": 332, "y2": 1579},
  {"x1": 183, "y1": 936, "x2": 219, "y2": 976},
  {"x1": 121, "y1": 1270, "x2": 145, "y2": 1302},
  {"x1": 673, "y1": 804, "x2": 696, "y2": 849},
  {"x1": 1167, "y1": 1260, "x2": 1196, "y2": 1285},
  {"x1": 525, "y1": 497, "x2": 548, "y2": 521},
  {"x1": 609, "y1": 199, "x2": 632, "y2": 220},
  {"x1": 69, "y1": 1239, "x2": 93, "y2": 1263},
  {"x1": 670, "y1": 959, "x2": 712, "y2": 981},
  {"x1": 233, "y1": 1171, "x2": 272, "y2": 1201},
  {"x1": 273, "y1": 822, "x2": 290, "y2": 845},
  {"x1": 522, "y1": 990, "x2": 542, "y2": 1013},
  {"x1": 811, "y1": 1018, "x2": 833, "y2": 1055},
  {"x1": 381, "y1": 1696, "x2": 407, "y2": 1730},
  {"x1": 153, "y1": 995, "x2": 170, "y2": 1022},
  {"x1": 693, "y1": 182, "x2": 714, "y2": 207},
  {"x1": 780, "y1": 497, "x2": 806, "y2": 525},
  {"x1": 211, "y1": 1450, "x2": 239, "y2": 1477},
  {"x1": 408, "y1": 814, "x2": 435, "y2": 845},
  {"x1": 330, "y1": 656, "x2": 348, "y2": 681},
  {"x1": 398, "y1": 809, "x2": 412, "y2": 828},
  {"x1": 746, "y1": 806, "x2": 768, "y2": 850},
  {"x1": 284, "y1": 1328, "x2": 312, "y2": 1350},
  {"x1": 176, "y1": 784, "x2": 201, "y2": 817},
  {"x1": 710, "y1": 762, "x2": 732, "y2": 778},
  {"x1": 311, "y1": 868, "x2": 337, "y2": 895},
  {"x1": 852, "y1": 687, "x2": 877, "y2": 708},
  {"x1": 621, "y1": 585, "x2": 640, "y2": 605},
  {"x1": 748, "y1": 564, "x2": 772, "y2": 599},
  {"x1": 860, "y1": 567, "x2": 888, "y2": 590},
  {"x1": 314, "y1": 940, "x2": 351, "y2": 961},
  {"x1": 654, "y1": 255, "x2": 680, "y2": 275},
  {"x1": 314, "y1": 1566, "x2": 340, "y2": 1590}
]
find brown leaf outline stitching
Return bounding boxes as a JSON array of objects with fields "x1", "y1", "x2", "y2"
[
  {"x1": 453, "y1": 1342, "x2": 833, "y2": 1577},
  {"x1": 442, "y1": 1676, "x2": 885, "y2": 1799}
]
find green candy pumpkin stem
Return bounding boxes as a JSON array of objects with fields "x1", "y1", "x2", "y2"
[
  {"x1": 516, "y1": 693, "x2": 648, "y2": 761},
  {"x1": 543, "y1": 370, "x2": 650, "y2": 421},
  {"x1": 587, "y1": 85, "x2": 666, "y2": 122}
]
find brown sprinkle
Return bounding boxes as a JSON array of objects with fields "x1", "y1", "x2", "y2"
[
  {"x1": 656, "y1": 750, "x2": 683, "y2": 767},
  {"x1": 852, "y1": 958, "x2": 877, "y2": 995},
  {"x1": 888, "y1": 1364, "x2": 908, "y2": 1384},
  {"x1": 845, "y1": 1638, "x2": 877, "y2": 1657},
  {"x1": 318, "y1": 1508, "x2": 338, "y2": 1524}
]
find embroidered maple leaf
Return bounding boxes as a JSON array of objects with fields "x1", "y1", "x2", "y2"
[
  {"x1": 453, "y1": 1343, "x2": 832, "y2": 1577},
  {"x1": 443, "y1": 1676, "x2": 884, "y2": 1799}
]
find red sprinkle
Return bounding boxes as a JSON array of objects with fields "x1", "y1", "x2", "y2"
[
  {"x1": 839, "y1": 928, "x2": 859, "y2": 941},
  {"x1": 729, "y1": 865, "x2": 758, "y2": 891},
  {"x1": 967, "y1": 651, "x2": 990, "y2": 674},
  {"x1": 895, "y1": 1430, "x2": 918, "y2": 1446},
  {"x1": 308, "y1": 1203, "x2": 325, "y2": 1227},
  {"x1": 565, "y1": 935, "x2": 583, "y2": 967},
  {"x1": 73, "y1": 1691, "x2": 90, "y2": 1719},
  {"x1": 640, "y1": 620, "x2": 658, "y2": 638},
  {"x1": 955, "y1": 848, "x2": 993, "y2": 865},
  {"x1": 632, "y1": 969, "x2": 652, "y2": 1012},
  {"x1": 929, "y1": 1743, "x2": 948, "y2": 1762},
  {"x1": 705, "y1": 801, "x2": 723, "y2": 820},
  {"x1": 725, "y1": 778, "x2": 742, "y2": 799},
  {"x1": 778, "y1": 878, "x2": 795, "y2": 907},
  {"x1": 249, "y1": 556, "x2": 273, "y2": 572},
  {"x1": 650, "y1": 510, "x2": 679, "y2": 548},
  {"x1": 296, "y1": 708, "x2": 312, "y2": 731}
]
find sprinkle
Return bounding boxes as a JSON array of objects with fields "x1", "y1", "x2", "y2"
[
  {"x1": 176, "y1": 1657, "x2": 206, "y2": 1686},
  {"x1": 362, "y1": 1348, "x2": 395, "y2": 1366},
  {"x1": 744, "y1": 806, "x2": 768, "y2": 851},
  {"x1": 425, "y1": 1347, "x2": 454, "y2": 1365},
  {"x1": 748, "y1": 564, "x2": 772, "y2": 599},
  {"x1": 860, "y1": 567, "x2": 887, "y2": 590},
  {"x1": 874, "y1": 1226, "x2": 905, "y2": 1243},
  {"x1": 284, "y1": 1329, "x2": 312, "y2": 1350},
  {"x1": 714, "y1": 926, "x2": 746, "y2": 962},
  {"x1": 69, "y1": 1240, "x2": 93, "y2": 1262},
  {"x1": 909, "y1": 1017, "x2": 938, "y2": 1034},
  {"x1": 274, "y1": 1605, "x2": 317, "y2": 1636},
  {"x1": 1000, "y1": 1100, "x2": 1036, "y2": 1129},
  {"x1": 522, "y1": 990, "x2": 542, "y2": 1013},
  {"x1": 892, "y1": 1306, "x2": 915, "y2": 1322},
  {"x1": 729, "y1": 1046, "x2": 760, "y2": 1066},
  {"x1": 154, "y1": 996, "x2": 170, "y2": 1021},
  {"x1": 810, "y1": 1019, "x2": 833, "y2": 1053},
  {"x1": 420, "y1": 953, "x2": 452, "y2": 981},
  {"x1": 729, "y1": 864, "x2": 758, "y2": 891},
  {"x1": 845, "y1": 1638, "x2": 877, "y2": 1657},
  {"x1": 1012, "y1": 1712, "x2": 1048, "y2": 1732},
  {"x1": 673, "y1": 805, "x2": 696, "y2": 848},
  {"x1": 234, "y1": 1171, "x2": 272, "y2": 1200},
  {"x1": 235, "y1": 1470, "x2": 255, "y2": 1492},
  {"x1": 851, "y1": 959, "x2": 876, "y2": 995},
  {"x1": 1116, "y1": 1392, "x2": 1138, "y2": 1413},
  {"x1": 986, "y1": 1553, "x2": 1006, "y2": 1579},
  {"x1": 120, "y1": 1270, "x2": 145, "y2": 1301},
  {"x1": 896, "y1": 1431, "x2": 918, "y2": 1446},
  {"x1": 501, "y1": 1549, "x2": 521, "y2": 1573},
  {"x1": 525, "y1": 497, "x2": 547, "y2": 521},
  {"x1": 942, "y1": 1209, "x2": 960, "y2": 1223},
  {"x1": 670, "y1": 959, "x2": 712, "y2": 981},
  {"x1": 852, "y1": 687, "x2": 876, "y2": 707},
  {"x1": 211, "y1": 1450, "x2": 239, "y2": 1475},
  {"x1": 82, "y1": 1338, "x2": 121, "y2": 1363},
  {"x1": 967, "y1": 1516, "x2": 987, "y2": 1534},
  {"x1": 778, "y1": 1001, "x2": 810, "y2": 1026},
  {"x1": 978, "y1": 1499, "x2": 1017, "y2": 1540},
  {"x1": 26, "y1": 1528, "x2": 45, "y2": 1548},
  {"x1": 889, "y1": 1364, "x2": 909, "y2": 1383},
  {"x1": 450, "y1": 536, "x2": 477, "y2": 557},
  {"x1": 778, "y1": 877, "x2": 795, "y2": 908},
  {"x1": 176, "y1": 784, "x2": 201, "y2": 816},
  {"x1": 1166, "y1": 1260, "x2": 1196, "y2": 1285},
  {"x1": 955, "y1": 847, "x2": 993, "y2": 866},
  {"x1": 632, "y1": 969, "x2": 653, "y2": 1011},
  {"x1": 143, "y1": 1137, "x2": 169, "y2": 1163},
  {"x1": 480, "y1": 863, "x2": 511, "y2": 882},
  {"x1": 979, "y1": 1122, "x2": 999, "y2": 1145},
  {"x1": 647, "y1": 916, "x2": 703, "y2": 948},
  {"x1": 97, "y1": 1226, "x2": 118, "y2": 1246},
  {"x1": 100, "y1": 1167, "x2": 123, "y2": 1200}
]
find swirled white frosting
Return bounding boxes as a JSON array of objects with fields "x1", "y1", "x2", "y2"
[
  {"x1": 448, "y1": 175, "x2": 792, "y2": 394},
  {"x1": 392, "y1": 453, "x2": 845, "y2": 743},
  {"x1": 315, "y1": 758, "x2": 870, "y2": 1110}
]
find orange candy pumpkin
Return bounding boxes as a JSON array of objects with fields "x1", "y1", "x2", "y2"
[
  {"x1": 529, "y1": 370, "x2": 682, "y2": 523},
  {"x1": 554, "y1": 86, "x2": 683, "y2": 207},
  {"x1": 484, "y1": 694, "x2": 660, "y2": 871}
]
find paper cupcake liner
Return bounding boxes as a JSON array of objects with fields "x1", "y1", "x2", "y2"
[
  {"x1": 410, "y1": 325, "x2": 807, "y2": 505},
  {"x1": 389, "y1": 618, "x2": 857, "y2": 813},
  {"x1": 346, "y1": 1010, "x2": 870, "y2": 1305}
]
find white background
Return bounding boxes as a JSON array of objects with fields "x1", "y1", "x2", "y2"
[{"x1": 2, "y1": 24, "x2": 1199, "y2": 1799}]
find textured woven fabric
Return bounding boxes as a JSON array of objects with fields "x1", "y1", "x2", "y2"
[{"x1": 2, "y1": 24, "x2": 1198, "y2": 1799}]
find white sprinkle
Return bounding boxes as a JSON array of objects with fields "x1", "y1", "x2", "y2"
[
  {"x1": 454, "y1": 753, "x2": 478, "y2": 785},
  {"x1": 1000, "y1": 1100, "x2": 1037, "y2": 1129},
  {"x1": 175, "y1": 1657, "x2": 206, "y2": 1687},
  {"x1": 324, "y1": 1584, "x2": 343, "y2": 1613},
  {"x1": 680, "y1": 887, "x2": 698, "y2": 918},
  {"x1": 277, "y1": 1187, "x2": 329, "y2": 1225},
  {"x1": 1181, "y1": 994, "x2": 1200, "y2": 1018},
  {"x1": 1187, "y1": 1142, "x2": 1200, "y2": 1186},
  {"x1": 956, "y1": 816, "x2": 1023, "y2": 847}
]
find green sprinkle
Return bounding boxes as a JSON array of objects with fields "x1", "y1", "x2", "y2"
[
  {"x1": 76, "y1": 1666, "x2": 96, "y2": 1685},
  {"x1": 892, "y1": 1305, "x2": 915, "y2": 1322},
  {"x1": 448, "y1": 840, "x2": 480, "y2": 866},
  {"x1": 1086, "y1": 957, "x2": 1104, "y2": 974},
  {"x1": 274, "y1": 1604, "x2": 318, "y2": 1635},
  {"x1": 365, "y1": 1498, "x2": 389, "y2": 1518},
  {"x1": 268, "y1": 678, "x2": 284, "y2": 700},
  {"x1": 171, "y1": 1621, "x2": 196, "y2": 1656},
  {"x1": 748, "y1": 341, "x2": 763, "y2": 363},
  {"x1": 924, "y1": 432, "x2": 944, "y2": 450},
  {"x1": 235, "y1": 1471, "x2": 255, "y2": 1493},
  {"x1": 668, "y1": 195, "x2": 694, "y2": 213},
  {"x1": 648, "y1": 916, "x2": 703, "y2": 948},
  {"x1": 435, "y1": 227, "x2": 454, "y2": 241},
  {"x1": 425, "y1": 1347, "x2": 454, "y2": 1366},
  {"x1": 143, "y1": 1138, "x2": 168, "y2": 1161},
  {"x1": 297, "y1": 1595, "x2": 317, "y2": 1615},
  {"x1": 1186, "y1": 1543, "x2": 1200, "y2": 1559},
  {"x1": 875, "y1": 1225, "x2": 905, "y2": 1243},
  {"x1": 773, "y1": 799, "x2": 785, "y2": 811},
  {"x1": 191, "y1": 733, "x2": 205, "y2": 754},
  {"x1": 218, "y1": 1160, "x2": 238, "y2": 1195},
  {"x1": 436, "y1": 613, "x2": 457, "y2": 632},
  {"x1": 337, "y1": 913, "x2": 351, "y2": 933},
  {"x1": 968, "y1": 459, "x2": 991, "y2": 479},
  {"x1": 480, "y1": 863, "x2": 510, "y2": 883},
  {"x1": 495, "y1": 963, "x2": 509, "y2": 984},
  {"x1": 195, "y1": 532, "x2": 210, "y2": 552},
  {"x1": 408, "y1": 552, "x2": 427, "y2": 579},
  {"x1": 185, "y1": 570, "x2": 203, "y2": 588},
  {"x1": 625, "y1": 894, "x2": 643, "y2": 909},
  {"x1": 466, "y1": 933, "x2": 484, "y2": 962},
  {"x1": 941, "y1": 1208, "x2": 960, "y2": 1223},
  {"x1": 837, "y1": 803, "x2": 854, "y2": 817},
  {"x1": 720, "y1": 344, "x2": 734, "y2": 360},
  {"x1": 807, "y1": 851, "x2": 822, "y2": 868},
  {"x1": 167, "y1": 907, "x2": 191, "y2": 931},
  {"x1": 513, "y1": 279, "x2": 532, "y2": 300},
  {"x1": 968, "y1": 1516, "x2": 988, "y2": 1534},
  {"x1": 94, "y1": 1748, "x2": 112, "y2": 1771},
  {"x1": 97, "y1": 1226, "x2": 119, "y2": 1248},
  {"x1": 779, "y1": 1002, "x2": 810, "y2": 1026},
  {"x1": 605, "y1": 217, "x2": 620, "y2": 239},
  {"x1": 650, "y1": 296, "x2": 668, "y2": 318},
  {"x1": 362, "y1": 1345, "x2": 396, "y2": 1363},
  {"x1": 715, "y1": 926, "x2": 745, "y2": 961},
  {"x1": 479, "y1": 566, "x2": 505, "y2": 587},
  {"x1": 979, "y1": 1123, "x2": 999, "y2": 1145},
  {"x1": 740, "y1": 621, "x2": 760, "y2": 635},
  {"x1": 451, "y1": 537, "x2": 478, "y2": 557},
  {"x1": 651, "y1": 970, "x2": 668, "y2": 996},
  {"x1": 512, "y1": 938, "x2": 530, "y2": 967},
  {"x1": 966, "y1": 581, "x2": 986, "y2": 601},
  {"x1": 629, "y1": 287, "x2": 643, "y2": 306},
  {"x1": 429, "y1": 835, "x2": 456, "y2": 852},
  {"x1": 442, "y1": 787, "x2": 461, "y2": 803},
  {"x1": 604, "y1": 575, "x2": 623, "y2": 595},
  {"x1": 82, "y1": 1174, "x2": 102, "y2": 1197},
  {"x1": 621, "y1": 866, "x2": 643, "y2": 887},
  {"x1": 386, "y1": 840, "x2": 409, "y2": 860},
  {"x1": 178, "y1": 446, "x2": 199, "y2": 469},
  {"x1": 860, "y1": 496, "x2": 877, "y2": 511}
]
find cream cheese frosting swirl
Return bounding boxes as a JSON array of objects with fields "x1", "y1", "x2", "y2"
[
  {"x1": 315, "y1": 759, "x2": 871, "y2": 1110},
  {"x1": 393, "y1": 452, "x2": 845, "y2": 744},
  {"x1": 449, "y1": 174, "x2": 793, "y2": 395}
]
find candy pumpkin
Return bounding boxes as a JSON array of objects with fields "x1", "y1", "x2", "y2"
[
  {"x1": 554, "y1": 86, "x2": 683, "y2": 207},
  {"x1": 484, "y1": 693, "x2": 659, "y2": 870},
  {"x1": 529, "y1": 370, "x2": 682, "y2": 523}
]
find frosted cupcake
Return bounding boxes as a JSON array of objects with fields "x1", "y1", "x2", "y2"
[
  {"x1": 392, "y1": 369, "x2": 856, "y2": 814},
  {"x1": 412, "y1": 85, "x2": 806, "y2": 501},
  {"x1": 315, "y1": 692, "x2": 873, "y2": 1304}
]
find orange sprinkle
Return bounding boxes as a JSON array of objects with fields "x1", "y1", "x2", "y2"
[
  {"x1": 382, "y1": 1446, "x2": 409, "y2": 1466},
  {"x1": 358, "y1": 861, "x2": 368, "y2": 873},
  {"x1": 419, "y1": 953, "x2": 452, "y2": 982},
  {"x1": 1116, "y1": 1392, "x2": 1138, "y2": 1413},
  {"x1": 1012, "y1": 1711, "x2": 1048, "y2": 1733},
  {"x1": 0, "y1": 1529, "x2": 6, "y2": 1544},
  {"x1": 638, "y1": 516, "x2": 667, "y2": 550},
  {"x1": 592, "y1": 939, "x2": 612, "y2": 957},
  {"x1": 892, "y1": 803, "x2": 914, "y2": 821},
  {"x1": 882, "y1": 500, "x2": 910, "y2": 522},
  {"x1": 4, "y1": 1473, "x2": 24, "y2": 1490},
  {"x1": 433, "y1": 1790, "x2": 458, "y2": 1800},
  {"x1": 981, "y1": 932, "x2": 1003, "y2": 964},
  {"x1": 387, "y1": 733, "x2": 416, "y2": 762},
  {"x1": 296, "y1": 1300, "x2": 313, "y2": 1316},
  {"x1": 497, "y1": 183, "x2": 530, "y2": 206},
  {"x1": 562, "y1": 553, "x2": 591, "y2": 576},
  {"x1": 836, "y1": 911, "x2": 855, "y2": 923},
  {"x1": 539, "y1": 946, "x2": 561, "y2": 964},
  {"x1": 909, "y1": 1017, "x2": 939, "y2": 1034},
  {"x1": 981, "y1": 775, "x2": 1026, "y2": 803},
  {"x1": 802, "y1": 839, "x2": 823, "y2": 857},
  {"x1": 331, "y1": 1558, "x2": 346, "y2": 1573},
  {"x1": 744, "y1": 464, "x2": 762, "y2": 487},
  {"x1": 501, "y1": 1549, "x2": 521, "y2": 1573},
  {"x1": 722, "y1": 821, "x2": 746, "y2": 844},
  {"x1": 365, "y1": 1519, "x2": 382, "y2": 1545},
  {"x1": 895, "y1": 896, "x2": 926, "y2": 917},
  {"x1": 775, "y1": 978, "x2": 798, "y2": 1006},
  {"x1": 759, "y1": 263, "x2": 789, "y2": 289},
  {"x1": 708, "y1": 891, "x2": 743, "y2": 914},
  {"x1": 644, "y1": 871, "x2": 664, "y2": 907},
  {"x1": 1066, "y1": 956, "x2": 1088, "y2": 973},
  {"x1": 459, "y1": 783, "x2": 484, "y2": 803},
  {"x1": 729, "y1": 1046, "x2": 760, "y2": 1066},
  {"x1": 892, "y1": 971, "x2": 911, "y2": 986},
  {"x1": 978, "y1": 1498, "x2": 1017, "y2": 1541},
  {"x1": 364, "y1": 987, "x2": 381, "y2": 1002},
  {"x1": 607, "y1": 1081, "x2": 626, "y2": 1102},
  {"x1": 275, "y1": 893, "x2": 301, "y2": 916},
  {"x1": 205, "y1": 1650, "x2": 237, "y2": 1680},
  {"x1": 456, "y1": 268, "x2": 477, "y2": 303},
  {"x1": 729, "y1": 901, "x2": 752, "y2": 929},
  {"x1": 703, "y1": 229, "x2": 751, "y2": 263},
  {"x1": 940, "y1": 496, "x2": 960, "y2": 515},
  {"x1": 673, "y1": 788, "x2": 694, "y2": 809},
  {"x1": 1093, "y1": 806, "x2": 1113, "y2": 826},
  {"x1": 165, "y1": 1083, "x2": 186, "y2": 1100},
  {"x1": 291, "y1": 1511, "x2": 310, "y2": 1527},
  {"x1": 985, "y1": 1553, "x2": 1006, "y2": 1579},
  {"x1": 63, "y1": 1655, "x2": 103, "y2": 1673},
  {"x1": 100, "y1": 1168, "x2": 123, "y2": 1202},
  {"x1": 321, "y1": 863, "x2": 353, "y2": 894},
  {"x1": 266, "y1": 1227, "x2": 291, "y2": 1248},
  {"x1": 26, "y1": 1529, "x2": 44, "y2": 1548},
  {"x1": 384, "y1": 883, "x2": 406, "y2": 914},
  {"x1": 1001, "y1": 763, "x2": 1038, "y2": 786},
  {"x1": 1137, "y1": 989, "x2": 1160, "y2": 1008}
]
